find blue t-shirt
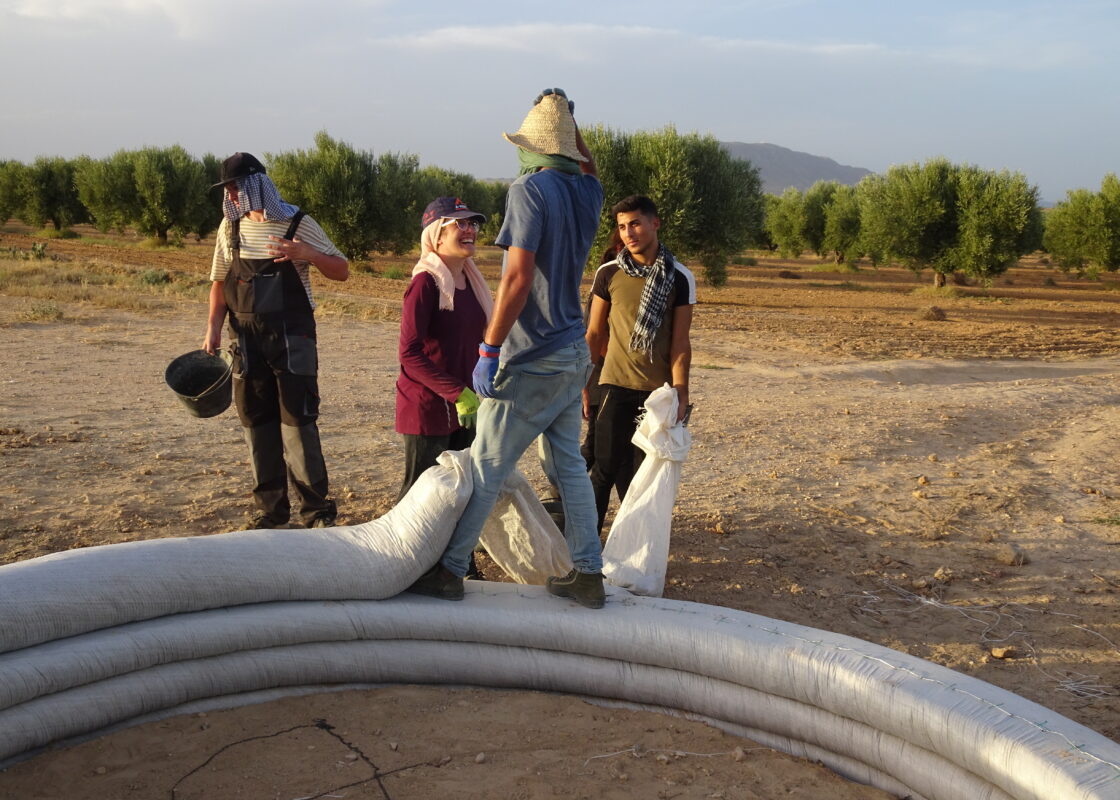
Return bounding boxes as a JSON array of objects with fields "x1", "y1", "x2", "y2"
[{"x1": 495, "y1": 169, "x2": 604, "y2": 364}]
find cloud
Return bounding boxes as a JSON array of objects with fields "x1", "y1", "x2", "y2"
[
  {"x1": 371, "y1": 23, "x2": 886, "y2": 62},
  {"x1": 3, "y1": 0, "x2": 392, "y2": 41}
]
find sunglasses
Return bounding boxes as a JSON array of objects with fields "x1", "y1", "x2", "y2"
[{"x1": 441, "y1": 218, "x2": 481, "y2": 232}]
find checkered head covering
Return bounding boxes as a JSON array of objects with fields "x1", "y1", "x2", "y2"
[{"x1": 222, "y1": 173, "x2": 300, "y2": 222}]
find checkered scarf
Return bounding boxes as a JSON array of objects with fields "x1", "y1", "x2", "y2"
[
  {"x1": 617, "y1": 243, "x2": 675, "y2": 360},
  {"x1": 222, "y1": 173, "x2": 300, "y2": 222}
]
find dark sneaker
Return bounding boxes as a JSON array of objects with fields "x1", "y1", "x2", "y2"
[
  {"x1": 546, "y1": 569, "x2": 605, "y2": 609},
  {"x1": 248, "y1": 510, "x2": 289, "y2": 529},
  {"x1": 406, "y1": 564, "x2": 464, "y2": 601},
  {"x1": 307, "y1": 514, "x2": 337, "y2": 529}
]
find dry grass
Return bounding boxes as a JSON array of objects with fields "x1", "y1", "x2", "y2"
[{"x1": 0, "y1": 257, "x2": 208, "y2": 314}]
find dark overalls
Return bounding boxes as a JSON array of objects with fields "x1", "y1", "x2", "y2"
[{"x1": 224, "y1": 212, "x2": 336, "y2": 526}]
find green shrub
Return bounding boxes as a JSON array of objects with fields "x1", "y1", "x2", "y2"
[
  {"x1": 37, "y1": 228, "x2": 78, "y2": 239},
  {"x1": 382, "y1": 266, "x2": 407, "y2": 280},
  {"x1": 911, "y1": 285, "x2": 960, "y2": 299},
  {"x1": 22, "y1": 301, "x2": 63, "y2": 321},
  {"x1": 139, "y1": 269, "x2": 171, "y2": 285}
]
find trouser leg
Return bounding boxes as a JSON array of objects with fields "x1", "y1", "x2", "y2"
[
  {"x1": 442, "y1": 342, "x2": 599, "y2": 577},
  {"x1": 612, "y1": 389, "x2": 650, "y2": 502},
  {"x1": 274, "y1": 362, "x2": 334, "y2": 525},
  {"x1": 580, "y1": 402, "x2": 598, "y2": 470},
  {"x1": 397, "y1": 429, "x2": 473, "y2": 504},
  {"x1": 441, "y1": 395, "x2": 540, "y2": 577},
  {"x1": 233, "y1": 331, "x2": 290, "y2": 522},
  {"x1": 282, "y1": 421, "x2": 333, "y2": 525},
  {"x1": 243, "y1": 420, "x2": 290, "y2": 521},
  {"x1": 590, "y1": 385, "x2": 648, "y2": 533},
  {"x1": 537, "y1": 435, "x2": 562, "y2": 502},
  {"x1": 543, "y1": 393, "x2": 602, "y2": 573}
]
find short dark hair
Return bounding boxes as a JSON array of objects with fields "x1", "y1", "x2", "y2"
[{"x1": 610, "y1": 194, "x2": 659, "y2": 220}]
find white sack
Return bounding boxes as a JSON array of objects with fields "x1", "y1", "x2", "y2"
[
  {"x1": 479, "y1": 468, "x2": 573, "y2": 583},
  {"x1": 0, "y1": 449, "x2": 471, "y2": 653},
  {"x1": 2, "y1": 586, "x2": 1119, "y2": 800},
  {"x1": 602, "y1": 384, "x2": 691, "y2": 596}
]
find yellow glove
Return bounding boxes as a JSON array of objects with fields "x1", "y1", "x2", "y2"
[{"x1": 455, "y1": 386, "x2": 480, "y2": 428}]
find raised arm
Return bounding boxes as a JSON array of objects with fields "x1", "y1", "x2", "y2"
[{"x1": 574, "y1": 121, "x2": 597, "y2": 178}]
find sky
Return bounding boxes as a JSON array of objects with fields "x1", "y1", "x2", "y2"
[{"x1": 0, "y1": 0, "x2": 1116, "y2": 202}]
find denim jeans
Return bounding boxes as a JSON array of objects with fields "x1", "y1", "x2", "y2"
[{"x1": 441, "y1": 340, "x2": 603, "y2": 577}]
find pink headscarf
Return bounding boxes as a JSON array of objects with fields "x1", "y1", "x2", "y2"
[{"x1": 412, "y1": 220, "x2": 494, "y2": 320}]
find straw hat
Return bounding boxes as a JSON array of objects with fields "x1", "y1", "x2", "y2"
[{"x1": 502, "y1": 93, "x2": 588, "y2": 162}]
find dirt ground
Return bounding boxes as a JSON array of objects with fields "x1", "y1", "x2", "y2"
[{"x1": 1, "y1": 228, "x2": 1119, "y2": 798}]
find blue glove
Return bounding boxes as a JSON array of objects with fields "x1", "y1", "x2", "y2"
[{"x1": 472, "y1": 342, "x2": 501, "y2": 398}]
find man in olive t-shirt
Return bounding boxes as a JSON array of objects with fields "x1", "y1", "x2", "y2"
[{"x1": 584, "y1": 195, "x2": 696, "y2": 534}]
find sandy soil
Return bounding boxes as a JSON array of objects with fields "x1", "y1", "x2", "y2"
[{"x1": 1, "y1": 230, "x2": 1118, "y2": 798}]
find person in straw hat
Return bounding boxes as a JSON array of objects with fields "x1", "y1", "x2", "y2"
[
  {"x1": 203, "y1": 152, "x2": 349, "y2": 531},
  {"x1": 407, "y1": 88, "x2": 608, "y2": 608}
]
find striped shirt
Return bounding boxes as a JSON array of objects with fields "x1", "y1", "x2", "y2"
[{"x1": 209, "y1": 215, "x2": 344, "y2": 310}]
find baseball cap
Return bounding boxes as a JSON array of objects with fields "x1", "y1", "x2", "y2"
[
  {"x1": 421, "y1": 196, "x2": 486, "y2": 229},
  {"x1": 213, "y1": 152, "x2": 267, "y2": 188}
]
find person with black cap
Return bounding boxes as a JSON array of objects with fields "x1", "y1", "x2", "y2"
[
  {"x1": 394, "y1": 197, "x2": 492, "y2": 502},
  {"x1": 407, "y1": 88, "x2": 607, "y2": 608},
  {"x1": 203, "y1": 152, "x2": 349, "y2": 530}
]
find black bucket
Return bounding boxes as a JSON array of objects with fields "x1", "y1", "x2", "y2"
[{"x1": 165, "y1": 349, "x2": 233, "y2": 418}]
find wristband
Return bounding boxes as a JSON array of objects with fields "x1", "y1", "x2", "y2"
[{"x1": 479, "y1": 342, "x2": 500, "y2": 358}]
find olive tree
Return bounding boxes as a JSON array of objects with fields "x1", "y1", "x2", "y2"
[
  {"x1": 1044, "y1": 174, "x2": 1120, "y2": 274},
  {"x1": 821, "y1": 183, "x2": 863, "y2": 266},
  {"x1": 19, "y1": 157, "x2": 87, "y2": 231},
  {"x1": 583, "y1": 125, "x2": 764, "y2": 286},
  {"x1": 764, "y1": 188, "x2": 806, "y2": 258},
  {"x1": 858, "y1": 158, "x2": 959, "y2": 285},
  {"x1": 74, "y1": 151, "x2": 140, "y2": 234},
  {"x1": 949, "y1": 166, "x2": 1041, "y2": 282},
  {"x1": 269, "y1": 132, "x2": 380, "y2": 260},
  {"x1": 0, "y1": 161, "x2": 26, "y2": 225},
  {"x1": 581, "y1": 125, "x2": 642, "y2": 262},
  {"x1": 802, "y1": 180, "x2": 840, "y2": 256},
  {"x1": 370, "y1": 151, "x2": 422, "y2": 256},
  {"x1": 188, "y1": 153, "x2": 225, "y2": 240},
  {"x1": 128, "y1": 146, "x2": 211, "y2": 245},
  {"x1": 270, "y1": 133, "x2": 425, "y2": 259},
  {"x1": 859, "y1": 159, "x2": 1040, "y2": 286},
  {"x1": 75, "y1": 147, "x2": 215, "y2": 244}
]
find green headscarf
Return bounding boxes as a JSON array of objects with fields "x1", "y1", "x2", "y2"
[{"x1": 517, "y1": 149, "x2": 582, "y2": 176}]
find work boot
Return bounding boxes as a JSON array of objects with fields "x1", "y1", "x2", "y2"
[
  {"x1": 247, "y1": 510, "x2": 289, "y2": 529},
  {"x1": 406, "y1": 564, "x2": 464, "y2": 601},
  {"x1": 307, "y1": 513, "x2": 337, "y2": 529},
  {"x1": 546, "y1": 569, "x2": 605, "y2": 609}
]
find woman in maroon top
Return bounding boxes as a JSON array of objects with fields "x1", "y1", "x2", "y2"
[{"x1": 395, "y1": 197, "x2": 493, "y2": 502}]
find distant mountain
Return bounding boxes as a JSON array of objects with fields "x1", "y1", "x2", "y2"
[{"x1": 722, "y1": 142, "x2": 872, "y2": 196}]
